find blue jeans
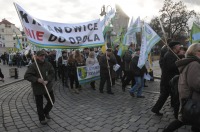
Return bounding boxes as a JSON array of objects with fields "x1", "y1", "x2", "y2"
[{"x1": 129, "y1": 76, "x2": 144, "y2": 96}]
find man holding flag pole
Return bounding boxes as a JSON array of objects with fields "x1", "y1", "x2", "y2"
[
  {"x1": 14, "y1": 3, "x2": 55, "y2": 125},
  {"x1": 24, "y1": 50, "x2": 55, "y2": 125}
]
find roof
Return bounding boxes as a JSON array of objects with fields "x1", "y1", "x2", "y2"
[{"x1": 0, "y1": 19, "x2": 14, "y2": 25}]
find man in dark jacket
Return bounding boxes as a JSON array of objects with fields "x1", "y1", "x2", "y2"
[
  {"x1": 99, "y1": 49, "x2": 117, "y2": 94},
  {"x1": 58, "y1": 51, "x2": 69, "y2": 87},
  {"x1": 122, "y1": 43, "x2": 135, "y2": 91},
  {"x1": 129, "y1": 48, "x2": 146, "y2": 98},
  {"x1": 113, "y1": 45, "x2": 122, "y2": 80},
  {"x1": 24, "y1": 51, "x2": 55, "y2": 125},
  {"x1": 151, "y1": 41, "x2": 181, "y2": 116},
  {"x1": 48, "y1": 50, "x2": 57, "y2": 81}
]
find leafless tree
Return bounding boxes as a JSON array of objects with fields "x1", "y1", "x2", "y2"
[{"x1": 150, "y1": 0, "x2": 196, "y2": 39}]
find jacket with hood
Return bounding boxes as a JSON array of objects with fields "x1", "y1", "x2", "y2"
[{"x1": 175, "y1": 56, "x2": 200, "y2": 120}]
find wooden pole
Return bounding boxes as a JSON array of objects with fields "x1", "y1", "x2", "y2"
[
  {"x1": 105, "y1": 51, "x2": 113, "y2": 86},
  {"x1": 158, "y1": 17, "x2": 180, "y2": 60},
  {"x1": 14, "y1": 3, "x2": 54, "y2": 106}
]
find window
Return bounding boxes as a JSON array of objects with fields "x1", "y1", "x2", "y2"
[
  {"x1": 5, "y1": 24, "x2": 11, "y2": 28},
  {"x1": 1, "y1": 29, "x2": 4, "y2": 32}
]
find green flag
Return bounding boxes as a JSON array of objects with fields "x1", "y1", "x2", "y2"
[{"x1": 191, "y1": 22, "x2": 200, "y2": 44}]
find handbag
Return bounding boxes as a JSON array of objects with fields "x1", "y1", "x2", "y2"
[{"x1": 182, "y1": 91, "x2": 200, "y2": 126}]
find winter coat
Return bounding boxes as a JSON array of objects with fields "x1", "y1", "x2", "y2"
[
  {"x1": 99, "y1": 54, "x2": 117, "y2": 77},
  {"x1": 159, "y1": 45, "x2": 168, "y2": 70},
  {"x1": 24, "y1": 60, "x2": 55, "y2": 95},
  {"x1": 161, "y1": 50, "x2": 179, "y2": 86},
  {"x1": 129, "y1": 55, "x2": 146, "y2": 77},
  {"x1": 67, "y1": 59, "x2": 78, "y2": 77},
  {"x1": 175, "y1": 56, "x2": 200, "y2": 121},
  {"x1": 124, "y1": 49, "x2": 133, "y2": 71},
  {"x1": 169, "y1": 75, "x2": 180, "y2": 119},
  {"x1": 58, "y1": 56, "x2": 68, "y2": 72},
  {"x1": 114, "y1": 50, "x2": 122, "y2": 65},
  {"x1": 86, "y1": 57, "x2": 98, "y2": 67}
]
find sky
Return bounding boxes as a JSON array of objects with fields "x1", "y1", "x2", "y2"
[{"x1": 0, "y1": 0, "x2": 199, "y2": 30}]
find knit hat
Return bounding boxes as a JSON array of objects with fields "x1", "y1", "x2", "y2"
[
  {"x1": 36, "y1": 51, "x2": 46, "y2": 56},
  {"x1": 169, "y1": 41, "x2": 180, "y2": 48}
]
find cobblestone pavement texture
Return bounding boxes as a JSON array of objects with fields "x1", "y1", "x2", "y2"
[{"x1": 0, "y1": 61, "x2": 193, "y2": 132}]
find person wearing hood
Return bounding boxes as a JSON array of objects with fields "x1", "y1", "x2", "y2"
[
  {"x1": 163, "y1": 43, "x2": 200, "y2": 132},
  {"x1": 24, "y1": 51, "x2": 55, "y2": 125}
]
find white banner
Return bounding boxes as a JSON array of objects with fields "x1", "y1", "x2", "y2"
[
  {"x1": 15, "y1": 3, "x2": 104, "y2": 49},
  {"x1": 77, "y1": 64, "x2": 100, "y2": 84}
]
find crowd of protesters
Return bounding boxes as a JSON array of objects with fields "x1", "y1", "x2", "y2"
[
  {"x1": 21, "y1": 44, "x2": 152, "y2": 96},
  {"x1": 0, "y1": 51, "x2": 30, "y2": 68},
  {"x1": 5, "y1": 40, "x2": 200, "y2": 130}
]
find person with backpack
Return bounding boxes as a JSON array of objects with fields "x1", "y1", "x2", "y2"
[{"x1": 163, "y1": 43, "x2": 200, "y2": 132}]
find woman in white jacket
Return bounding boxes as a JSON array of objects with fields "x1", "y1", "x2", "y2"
[{"x1": 86, "y1": 51, "x2": 99, "y2": 90}]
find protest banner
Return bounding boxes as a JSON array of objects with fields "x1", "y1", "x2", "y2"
[
  {"x1": 77, "y1": 64, "x2": 100, "y2": 84},
  {"x1": 15, "y1": 3, "x2": 104, "y2": 49}
]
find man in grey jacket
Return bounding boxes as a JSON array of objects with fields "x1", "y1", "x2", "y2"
[{"x1": 24, "y1": 51, "x2": 55, "y2": 125}]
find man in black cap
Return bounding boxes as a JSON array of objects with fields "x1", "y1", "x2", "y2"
[
  {"x1": 99, "y1": 48, "x2": 117, "y2": 94},
  {"x1": 24, "y1": 51, "x2": 55, "y2": 125},
  {"x1": 152, "y1": 41, "x2": 181, "y2": 116}
]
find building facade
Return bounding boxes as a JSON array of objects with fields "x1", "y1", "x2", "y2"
[{"x1": 0, "y1": 19, "x2": 22, "y2": 48}]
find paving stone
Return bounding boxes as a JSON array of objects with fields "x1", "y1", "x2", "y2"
[
  {"x1": 0, "y1": 76, "x2": 191, "y2": 132},
  {"x1": 112, "y1": 126, "x2": 123, "y2": 131},
  {"x1": 137, "y1": 129, "x2": 149, "y2": 132}
]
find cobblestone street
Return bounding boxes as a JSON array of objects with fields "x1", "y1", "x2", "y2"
[{"x1": 0, "y1": 79, "x2": 192, "y2": 132}]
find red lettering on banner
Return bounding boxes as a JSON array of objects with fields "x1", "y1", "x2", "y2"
[
  {"x1": 24, "y1": 27, "x2": 44, "y2": 41},
  {"x1": 36, "y1": 31, "x2": 44, "y2": 41}
]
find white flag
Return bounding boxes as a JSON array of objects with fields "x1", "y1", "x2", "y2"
[
  {"x1": 123, "y1": 17, "x2": 140, "y2": 45},
  {"x1": 137, "y1": 25, "x2": 147, "y2": 69},
  {"x1": 138, "y1": 23, "x2": 161, "y2": 69}
]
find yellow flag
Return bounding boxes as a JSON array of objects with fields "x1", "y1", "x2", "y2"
[
  {"x1": 148, "y1": 53, "x2": 153, "y2": 72},
  {"x1": 101, "y1": 42, "x2": 107, "y2": 53}
]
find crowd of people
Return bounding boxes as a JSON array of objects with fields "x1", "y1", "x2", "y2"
[
  {"x1": 22, "y1": 41, "x2": 200, "y2": 131},
  {"x1": 23, "y1": 44, "x2": 153, "y2": 125}
]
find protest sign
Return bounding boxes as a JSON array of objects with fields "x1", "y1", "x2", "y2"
[{"x1": 77, "y1": 64, "x2": 100, "y2": 84}]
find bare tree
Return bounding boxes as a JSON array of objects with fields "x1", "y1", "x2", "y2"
[
  {"x1": 150, "y1": 0, "x2": 196, "y2": 39},
  {"x1": 194, "y1": 13, "x2": 200, "y2": 25}
]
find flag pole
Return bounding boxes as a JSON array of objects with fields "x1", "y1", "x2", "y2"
[
  {"x1": 31, "y1": 49, "x2": 54, "y2": 106},
  {"x1": 101, "y1": 6, "x2": 113, "y2": 86},
  {"x1": 14, "y1": 3, "x2": 54, "y2": 106},
  {"x1": 158, "y1": 17, "x2": 180, "y2": 60},
  {"x1": 105, "y1": 50, "x2": 113, "y2": 86}
]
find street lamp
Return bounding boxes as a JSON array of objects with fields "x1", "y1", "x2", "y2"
[{"x1": 100, "y1": 5, "x2": 114, "y2": 48}]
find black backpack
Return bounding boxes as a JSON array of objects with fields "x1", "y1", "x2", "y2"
[{"x1": 169, "y1": 75, "x2": 180, "y2": 119}]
